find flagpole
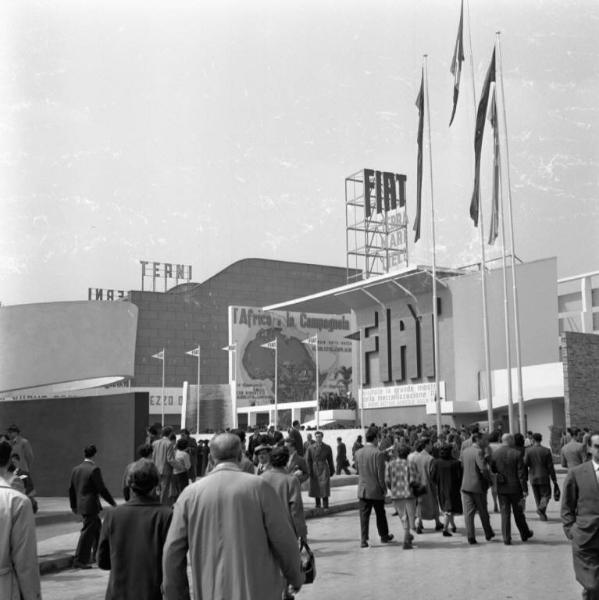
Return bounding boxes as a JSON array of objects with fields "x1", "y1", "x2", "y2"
[
  {"x1": 274, "y1": 341, "x2": 278, "y2": 428},
  {"x1": 359, "y1": 336, "x2": 364, "y2": 431},
  {"x1": 196, "y1": 345, "x2": 201, "y2": 434},
  {"x1": 496, "y1": 32, "x2": 525, "y2": 434},
  {"x1": 161, "y1": 347, "x2": 165, "y2": 427},
  {"x1": 423, "y1": 55, "x2": 442, "y2": 433},
  {"x1": 315, "y1": 334, "x2": 320, "y2": 429},
  {"x1": 466, "y1": 13, "x2": 494, "y2": 432}
]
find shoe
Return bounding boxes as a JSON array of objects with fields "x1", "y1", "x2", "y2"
[
  {"x1": 451, "y1": 525, "x2": 457, "y2": 533},
  {"x1": 504, "y1": 540, "x2": 512, "y2": 546},
  {"x1": 435, "y1": 523, "x2": 444, "y2": 531},
  {"x1": 360, "y1": 541, "x2": 369, "y2": 548},
  {"x1": 442, "y1": 530, "x2": 452, "y2": 537},
  {"x1": 407, "y1": 533, "x2": 414, "y2": 543},
  {"x1": 416, "y1": 524, "x2": 423, "y2": 534},
  {"x1": 380, "y1": 534, "x2": 394, "y2": 543},
  {"x1": 522, "y1": 531, "x2": 533, "y2": 542},
  {"x1": 538, "y1": 511, "x2": 548, "y2": 522},
  {"x1": 467, "y1": 538, "x2": 477, "y2": 545},
  {"x1": 402, "y1": 542, "x2": 413, "y2": 549},
  {"x1": 72, "y1": 560, "x2": 92, "y2": 570},
  {"x1": 485, "y1": 532, "x2": 496, "y2": 541}
]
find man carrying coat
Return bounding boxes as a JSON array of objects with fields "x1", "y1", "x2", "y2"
[
  {"x1": 562, "y1": 431, "x2": 599, "y2": 599},
  {"x1": 355, "y1": 428, "x2": 393, "y2": 548}
]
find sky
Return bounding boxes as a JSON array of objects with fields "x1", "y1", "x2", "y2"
[{"x1": 1, "y1": 0, "x2": 597, "y2": 306}]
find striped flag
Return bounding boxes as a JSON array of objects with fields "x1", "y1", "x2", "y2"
[
  {"x1": 470, "y1": 48, "x2": 496, "y2": 226},
  {"x1": 261, "y1": 339, "x2": 277, "y2": 350},
  {"x1": 414, "y1": 69, "x2": 424, "y2": 243},
  {"x1": 488, "y1": 89, "x2": 500, "y2": 245},
  {"x1": 449, "y1": 0, "x2": 465, "y2": 126},
  {"x1": 302, "y1": 335, "x2": 317, "y2": 347},
  {"x1": 152, "y1": 350, "x2": 164, "y2": 360},
  {"x1": 186, "y1": 346, "x2": 201, "y2": 357}
]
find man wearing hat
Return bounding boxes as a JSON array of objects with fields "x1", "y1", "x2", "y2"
[
  {"x1": 255, "y1": 442, "x2": 273, "y2": 475},
  {"x1": 306, "y1": 431, "x2": 334, "y2": 509},
  {"x1": 285, "y1": 437, "x2": 309, "y2": 483}
]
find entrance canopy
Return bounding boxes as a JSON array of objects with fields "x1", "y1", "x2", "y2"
[{"x1": 264, "y1": 264, "x2": 464, "y2": 313}]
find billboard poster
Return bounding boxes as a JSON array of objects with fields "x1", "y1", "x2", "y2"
[{"x1": 229, "y1": 306, "x2": 353, "y2": 407}]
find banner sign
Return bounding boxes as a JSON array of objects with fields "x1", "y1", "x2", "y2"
[
  {"x1": 359, "y1": 382, "x2": 445, "y2": 409},
  {"x1": 229, "y1": 306, "x2": 353, "y2": 407}
]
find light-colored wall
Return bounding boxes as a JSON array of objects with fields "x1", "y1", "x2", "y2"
[
  {"x1": 450, "y1": 257, "x2": 558, "y2": 405},
  {"x1": 0, "y1": 301, "x2": 138, "y2": 393}
]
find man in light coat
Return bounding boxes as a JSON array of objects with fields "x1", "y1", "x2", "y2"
[
  {"x1": 162, "y1": 433, "x2": 303, "y2": 600},
  {"x1": 0, "y1": 440, "x2": 41, "y2": 600},
  {"x1": 355, "y1": 428, "x2": 393, "y2": 548},
  {"x1": 152, "y1": 426, "x2": 176, "y2": 505}
]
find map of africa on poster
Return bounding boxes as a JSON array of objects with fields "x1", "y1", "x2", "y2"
[{"x1": 228, "y1": 306, "x2": 353, "y2": 407}]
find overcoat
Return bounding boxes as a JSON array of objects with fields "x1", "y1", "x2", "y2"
[
  {"x1": 430, "y1": 457, "x2": 463, "y2": 513},
  {"x1": 98, "y1": 495, "x2": 173, "y2": 600},
  {"x1": 262, "y1": 467, "x2": 307, "y2": 538},
  {"x1": 162, "y1": 462, "x2": 302, "y2": 600},
  {"x1": 307, "y1": 442, "x2": 334, "y2": 498},
  {"x1": 0, "y1": 477, "x2": 40, "y2": 600},
  {"x1": 411, "y1": 449, "x2": 439, "y2": 520}
]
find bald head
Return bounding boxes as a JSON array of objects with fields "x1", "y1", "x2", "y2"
[
  {"x1": 502, "y1": 433, "x2": 515, "y2": 447},
  {"x1": 209, "y1": 433, "x2": 242, "y2": 463}
]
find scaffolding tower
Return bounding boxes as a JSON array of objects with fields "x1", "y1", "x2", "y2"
[{"x1": 345, "y1": 169, "x2": 409, "y2": 283}]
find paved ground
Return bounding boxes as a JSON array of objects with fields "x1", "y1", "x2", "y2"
[{"x1": 40, "y1": 471, "x2": 583, "y2": 600}]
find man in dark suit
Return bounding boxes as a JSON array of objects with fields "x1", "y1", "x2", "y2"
[
  {"x1": 284, "y1": 437, "x2": 309, "y2": 483},
  {"x1": 562, "y1": 431, "x2": 599, "y2": 600},
  {"x1": 69, "y1": 444, "x2": 117, "y2": 569},
  {"x1": 288, "y1": 421, "x2": 304, "y2": 457},
  {"x1": 460, "y1": 432, "x2": 495, "y2": 544},
  {"x1": 355, "y1": 428, "x2": 393, "y2": 548},
  {"x1": 335, "y1": 437, "x2": 351, "y2": 475},
  {"x1": 524, "y1": 432, "x2": 558, "y2": 521},
  {"x1": 491, "y1": 434, "x2": 533, "y2": 545}
]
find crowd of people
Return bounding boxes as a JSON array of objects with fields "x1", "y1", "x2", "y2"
[{"x1": 2, "y1": 419, "x2": 599, "y2": 599}]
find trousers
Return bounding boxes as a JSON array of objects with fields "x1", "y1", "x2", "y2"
[
  {"x1": 75, "y1": 513, "x2": 101, "y2": 563},
  {"x1": 359, "y1": 498, "x2": 389, "y2": 542},
  {"x1": 462, "y1": 491, "x2": 493, "y2": 540}
]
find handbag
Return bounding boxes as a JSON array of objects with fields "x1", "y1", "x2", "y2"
[
  {"x1": 300, "y1": 539, "x2": 316, "y2": 584},
  {"x1": 408, "y1": 464, "x2": 426, "y2": 497}
]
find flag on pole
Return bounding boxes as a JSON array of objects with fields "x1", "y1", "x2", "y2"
[
  {"x1": 449, "y1": 0, "x2": 465, "y2": 126},
  {"x1": 152, "y1": 350, "x2": 164, "y2": 360},
  {"x1": 301, "y1": 335, "x2": 317, "y2": 347},
  {"x1": 414, "y1": 68, "x2": 425, "y2": 243},
  {"x1": 488, "y1": 88, "x2": 500, "y2": 245},
  {"x1": 261, "y1": 339, "x2": 277, "y2": 350},
  {"x1": 345, "y1": 331, "x2": 361, "y2": 341},
  {"x1": 470, "y1": 48, "x2": 496, "y2": 226},
  {"x1": 222, "y1": 344, "x2": 237, "y2": 352},
  {"x1": 186, "y1": 346, "x2": 201, "y2": 357}
]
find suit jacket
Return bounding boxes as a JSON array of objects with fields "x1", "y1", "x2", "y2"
[
  {"x1": 561, "y1": 440, "x2": 587, "y2": 469},
  {"x1": 262, "y1": 467, "x2": 307, "y2": 538},
  {"x1": 562, "y1": 461, "x2": 599, "y2": 549},
  {"x1": 162, "y1": 463, "x2": 302, "y2": 600},
  {"x1": 286, "y1": 453, "x2": 309, "y2": 484},
  {"x1": 460, "y1": 444, "x2": 490, "y2": 494},
  {"x1": 524, "y1": 444, "x2": 557, "y2": 485},
  {"x1": 69, "y1": 460, "x2": 116, "y2": 516},
  {"x1": 355, "y1": 443, "x2": 386, "y2": 500},
  {"x1": 288, "y1": 428, "x2": 304, "y2": 457},
  {"x1": 98, "y1": 495, "x2": 173, "y2": 600},
  {"x1": 490, "y1": 445, "x2": 528, "y2": 496}
]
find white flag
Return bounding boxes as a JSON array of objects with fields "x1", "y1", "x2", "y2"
[
  {"x1": 186, "y1": 347, "x2": 200, "y2": 357},
  {"x1": 222, "y1": 344, "x2": 237, "y2": 352},
  {"x1": 152, "y1": 350, "x2": 164, "y2": 360},
  {"x1": 302, "y1": 335, "x2": 317, "y2": 347},
  {"x1": 261, "y1": 339, "x2": 277, "y2": 350}
]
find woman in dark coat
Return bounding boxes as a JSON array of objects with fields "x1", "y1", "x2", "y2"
[
  {"x1": 98, "y1": 460, "x2": 172, "y2": 600},
  {"x1": 430, "y1": 443, "x2": 463, "y2": 536}
]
